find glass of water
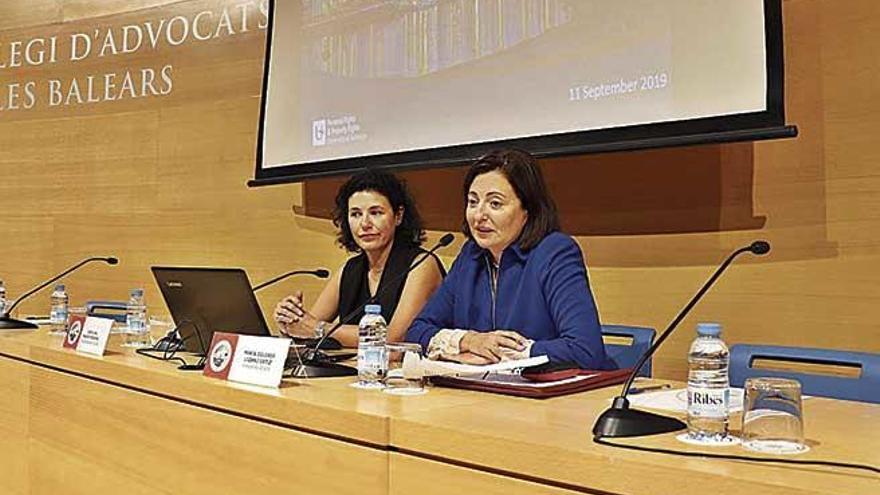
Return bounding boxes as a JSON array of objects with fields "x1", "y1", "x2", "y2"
[
  {"x1": 742, "y1": 377, "x2": 808, "y2": 454},
  {"x1": 383, "y1": 342, "x2": 426, "y2": 395},
  {"x1": 121, "y1": 313, "x2": 152, "y2": 349}
]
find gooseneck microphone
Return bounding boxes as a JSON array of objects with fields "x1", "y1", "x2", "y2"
[
  {"x1": 289, "y1": 233, "x2": 454, "y2": 379},
  {"x1": 0, "y1": 256, "x2": 119, "y2": 330},
  {"x1": 252, "y1": 268, "x2": 330, "y2": 291},
  {"x1": 592, "y1": 241, "x2": 771, "y2": 439},
  {"x1": 312, "y1": 233, "x2": 454, "y2": 353}
]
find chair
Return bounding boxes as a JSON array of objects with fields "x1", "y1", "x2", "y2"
[
  {"x1": 601, "y1": 324, "x2": 655, "y2": 377},
  {"x1": 730, "y1": 344, "x2": 880, "y2": 404}
]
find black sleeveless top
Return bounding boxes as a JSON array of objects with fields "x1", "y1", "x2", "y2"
[{"x1": 337, "y1": 241, "x2": 445, "y2": 325}]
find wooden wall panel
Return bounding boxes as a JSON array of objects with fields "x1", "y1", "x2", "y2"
[
  {"x1": 61, "y1": 0, "x2": 183, "y2": 21},
  {"x1": 0, "y1": 1, "x2": 61, "y2": 31},
  {"x1": 0, "y1": 0, "x2": 878, "y2": 380}
]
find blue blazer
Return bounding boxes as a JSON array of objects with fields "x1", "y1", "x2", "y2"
[{"x1": 406, "y1": 232, "x2": 613, "y2": 369}]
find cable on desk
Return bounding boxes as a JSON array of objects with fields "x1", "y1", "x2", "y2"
[
  {"x1": 593, "y1": 436, "x2": 880, "y2": 476},
  {"x1": 135, "y1": 347, "x2": 189, "y2": 368},
  {"x1": 134, "y1": 319, "x2": 205, "y2": 371}
]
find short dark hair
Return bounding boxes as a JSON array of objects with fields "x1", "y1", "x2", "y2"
[
  {"x1": 461, "y1": 149, "x2": 560, "y2": 251},
  {"x1": 333, "y1": 169, "x2": 426, "y2": 253}
]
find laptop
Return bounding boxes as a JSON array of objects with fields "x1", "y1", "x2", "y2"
[{"x1": 151, "y1": 267, "x2": 272, "y2": 354}]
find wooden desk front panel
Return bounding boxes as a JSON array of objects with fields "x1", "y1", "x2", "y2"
[
  {"x1": 5, "y1": 356, "x2": 386, "y2": 495},
  {"x1": 2, "y1": 331, "x2": 878, "y2": 495},
  {"x1": 0, "y1": 358, "x2": 29, "y2": 495},
  {"x1": 391, "y1": 390, "x2": 879, "y2": 495},
  {"x1": 1, "y1": 331, "x2": 394, "y2": 447},
  {"x1": 389, "y1": 453, "x2": 581, "y2": 495}
]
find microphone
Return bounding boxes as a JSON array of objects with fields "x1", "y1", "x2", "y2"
[
  {"x1": 289, "y1": 233, "x2": 454, "y2": 378},
  {"x1": 252, "y1": 268, "x2": 330, "y2": 291},
  {"x1": 0, "y1": 256, "x2": 120, "y2": 330},
  {"x1": 592, "y1": 240, "x2": 771, "y2": 439}
]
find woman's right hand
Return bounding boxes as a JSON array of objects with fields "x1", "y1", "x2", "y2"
[
  {"x1": 459, "y1": 330, "x2": 528, "y2": 363},
  {"x1": 274, "y1": 291, "x2": 305, "y2": 335}
]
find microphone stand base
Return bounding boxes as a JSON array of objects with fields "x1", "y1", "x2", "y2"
[
  {"x1": 0, "y1": 316, "x2": 39, "y2": 330},
  {"x1": 592, "y1": 397, "x2": 686, "y2": 438},
  {"x1": 287, "y1": 361, "x2": 357, "y2": 379}
]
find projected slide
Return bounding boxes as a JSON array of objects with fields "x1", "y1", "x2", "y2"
[{"x1": 260, "y1": 0, "x2": 768, "y2": 170}]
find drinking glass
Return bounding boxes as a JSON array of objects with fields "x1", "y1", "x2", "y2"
[
  {"x1": 383, "y1": 342, "x2": 426, "y2": 395},
  {"x1": 121, "y1": 313, "x2": 153, "y2": 348},
  {"x1": 741, "y1": 377, "x2": 808, "y2": 454}
]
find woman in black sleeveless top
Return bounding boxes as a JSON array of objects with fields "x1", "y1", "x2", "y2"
[{"x1": 273, "y1": 170, "x2": 445, "y2": 347}]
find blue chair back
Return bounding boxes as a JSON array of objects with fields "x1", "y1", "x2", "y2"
[
  {"x1": 730, "y1": 344, "x2": 880, "y2": 404},
  {"x1": 601, "y1": 324, "x2": 655, "y2": 377}
]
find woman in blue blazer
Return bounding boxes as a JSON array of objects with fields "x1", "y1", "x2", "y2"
[{"x1": 406, "y1": 149, "x2": 612, "y2": 369}]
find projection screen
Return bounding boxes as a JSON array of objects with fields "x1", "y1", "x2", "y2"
[{"x1": 252, "y1": 0, "x2": 794, "y2": 184}]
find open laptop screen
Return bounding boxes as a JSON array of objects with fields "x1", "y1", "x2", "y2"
[{"x1": 151, "y1": 267, "x2": 272, "y2": 354}]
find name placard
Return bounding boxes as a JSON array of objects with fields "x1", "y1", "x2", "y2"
[
  {"x1": 203, "y1": 332, "x2": 290, "y2": 388},
  {"x1": 63, "y1": 315, "x2": 113, "y2": 356}
]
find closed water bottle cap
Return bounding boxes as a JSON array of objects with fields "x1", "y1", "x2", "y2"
[
  {"x1": 55, "y1": 284, "x2": 65, "y2": 292},
  {"x1": 364, "y1": 304, "x2": 381, "y2": 315},
  {"x1": 131, "y1": 288, "x2": 144, "y2": 297},
  {"x1": 696, "y1": 322, "x2": 722, "y2": 336}
]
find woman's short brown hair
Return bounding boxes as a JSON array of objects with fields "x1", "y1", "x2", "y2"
[{"x1": 461, "y1": 149, "x2": 560, "y2": 251}]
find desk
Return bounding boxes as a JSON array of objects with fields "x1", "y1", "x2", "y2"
[{"x1": 0, "y1": 329, "x2": 876, "y2": 494}]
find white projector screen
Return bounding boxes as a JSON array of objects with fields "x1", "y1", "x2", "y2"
[{"x1": 252, "y1": 0, "x2": 792, "y2": 184}]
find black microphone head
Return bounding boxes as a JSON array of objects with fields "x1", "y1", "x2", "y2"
[
  {"x1": 438, "y1": 233, "x2": 455, "y2": 247},
  {"x1": 315, "y1": 269, "x2": 330, "y2": 279},
  {"x1": 749, "y1": 241, "x2": 770, "y2": 255},
  {"x1": 105, "y1": 257, "x2": 119, "y2": 265}
]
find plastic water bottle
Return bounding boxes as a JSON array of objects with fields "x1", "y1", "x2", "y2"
[
  {"x1": 124, "y1": 288, "x2": 149, "y2": 348},
  {"x1": 356, "y1": 304, "x2": 387, "y2": 389},
  {"x1": 0, "y1": 279, "x2": 6, "y2": 314},
  {"x1": 49, "y1": 284, "x2": 69, "y2": 334},
  {"x1": 687, "y1": 322, "x2": 730, "y2": 441}
]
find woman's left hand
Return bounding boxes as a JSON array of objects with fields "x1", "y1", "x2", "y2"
[
  {"x1": 279, "y1": 307, "x2": 322, "y2": 338},
  {"x1": 460, "y1": 330, "x2": 528, "y2": 363},
  {"x1": 451, "y1": 352, "x2": 495, "y2": 365}
]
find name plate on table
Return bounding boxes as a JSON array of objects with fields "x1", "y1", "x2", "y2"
[
  {"x1": 203, "y1": 332, "x2": 290, "y2": 388},
  {"x1": 63, "y1": 315, "x2": 113, "y2": 356}
]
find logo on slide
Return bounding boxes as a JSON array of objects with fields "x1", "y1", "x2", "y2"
[{"x1": 312, "y1": 119, "x2": 327, "y2": 146}]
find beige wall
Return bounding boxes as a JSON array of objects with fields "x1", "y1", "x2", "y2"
[{"x1": 1, "y1": 0, "x2": 877, "y2": 379}]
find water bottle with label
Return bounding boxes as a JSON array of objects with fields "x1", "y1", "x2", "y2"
[
  {"x1": 0, "y1": 279, "x2": 6, "y2": 315},
  {"x1": 686, "y1": 322, "x2": 731, "y2": 442},
  {"x1": 124, "y1": 288, "x2": 149, "y2": 348},
  {"x1": 356, "y1": 304, "x2": 387, "y2": 389},
  {"x1": 49, "y1": 284, "x2": 69, "y2": 335}
]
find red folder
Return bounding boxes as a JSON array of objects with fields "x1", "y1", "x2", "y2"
[{"x1": 431, "y1": 368, "x2": 632, "y2": 399}]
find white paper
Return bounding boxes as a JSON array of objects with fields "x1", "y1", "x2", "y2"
[
  {"x1": 227, "y1": 335, "x2": 290, "y2": 388},
  {"x1": 25, "y1": 317, "x2": 54, "y2": 325},
  {"x1": 75, "y1": 317, "x2": 113, "y2": 356},
  {"x1": 453, "y1": 371, "x2": 598, "y2": 388},
  {"x1": 404, "y1": 354, "x2": 549, "y2": 378}
]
